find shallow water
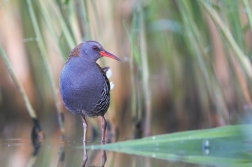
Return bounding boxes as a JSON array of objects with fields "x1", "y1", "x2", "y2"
[
  {"x1": 1, "y1": 122, "x2": 252, "y2": 167},
  {"x1": 0, "y1": 138, "x2": 198, "y2": 167},
  {"x1": 1, "y1": 135, "x2": 252, "y2": 167}
]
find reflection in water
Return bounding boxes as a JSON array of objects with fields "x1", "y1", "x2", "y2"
[
  {"x1": 57, "y1": 142, "x2": 65, "y2": 167},
  {"x1": 31, "y1": 118, "x2": 45, "y2": 145},
  {"x1": 3, "y1": 125, "x2": 251, "y2": 167},
  {"x1": 81, "y1": 142, "x2": 107, "y2": 167},
  {"x1": 81, "y1": 145, "x2": 88, "y2": 167},
  {"x1": 26, "y1": 125, "x2": 43, "y2": 167},
  {"x1": 88, "y1": 125, "x2": 252, "y2": 167},
  {"x1": 54, "y1": 140, "x2": 107, "y2": 167},
  {"x1": 3, "y1": 135, "x2": 250, "y2": 167},
  {"x1": 26, "y1": 143, "x2": 41, "y2": 167},
  {"x1": 81, "y1": 147, "x2": 107, "y2": 167}
]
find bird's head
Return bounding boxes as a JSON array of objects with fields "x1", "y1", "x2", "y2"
[{"x1": 68, "y1": 41, "x2": 120, "y2": 63}]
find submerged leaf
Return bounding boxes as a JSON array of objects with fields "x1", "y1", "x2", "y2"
[{"x1": 87, "y1": 125, "x2": 252, "y2": 166}]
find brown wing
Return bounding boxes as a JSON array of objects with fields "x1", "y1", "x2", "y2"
[{"x1": 65, "y1": 43, "x2": 82, "y2": 64}]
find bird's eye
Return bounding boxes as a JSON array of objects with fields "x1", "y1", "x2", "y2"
[{"x1": 92, "y1": 46, "x2": 99, "y2": 51}]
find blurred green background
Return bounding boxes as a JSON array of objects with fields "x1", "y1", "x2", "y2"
[{"x1": 1, "y1": 0, "x2": 252, "y2": 166}]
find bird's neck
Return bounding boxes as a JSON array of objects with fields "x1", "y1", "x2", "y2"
[{"x1": 66, "y1": 56, "x2": 99, "y2": 72}]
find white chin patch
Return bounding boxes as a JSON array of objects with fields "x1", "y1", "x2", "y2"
[{"x1": 106, "y1": 69, "x2": 112, "y2": 78}]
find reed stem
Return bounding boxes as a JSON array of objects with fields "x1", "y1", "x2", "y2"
[
  {"x1": 199, "y1": 0, "x2": 252, "y2": 78},
  {"x1": 138, "y1": 1, "x2": 151, "y2": 137},
  {"x1": 49, "y1": 0, "x2": 76, "y2": 49},
  {"x1": 0, "y1": 46, "x2": 37, "y2": 119},
  {"x1": 26, "y1": 0, "x2": 65, "y2": 137},
  {"x1": 83, "y1": 0, "x2": 91, "y2": 40},
  {"x1": 199, "y1": 0, "x2": 252, "y2": 108},
  {"x1": 243, "y1": 0, "x2": 252, "y2": 36}
]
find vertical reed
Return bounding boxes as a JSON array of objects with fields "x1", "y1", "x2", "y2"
[
  {"x1": 0, "y1": 46, "x2": 44, "y2": 142},
  {"x1": 26, "y1": 0, "x2": 65, "y2": 137}
]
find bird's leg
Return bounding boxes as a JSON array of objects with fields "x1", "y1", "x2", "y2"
[
  {"x1": 81, "y1": 114, "x2": 88, "y2": 142},
  {"x1": 101, "y1": 116, "x2": 107, "y2": 143},
  {"x1": 101, "y1": 150, "x2": 107, "y2": 167},
  {"x1": 81, "y1": 143, "x2": 88, "y2": 167}
]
